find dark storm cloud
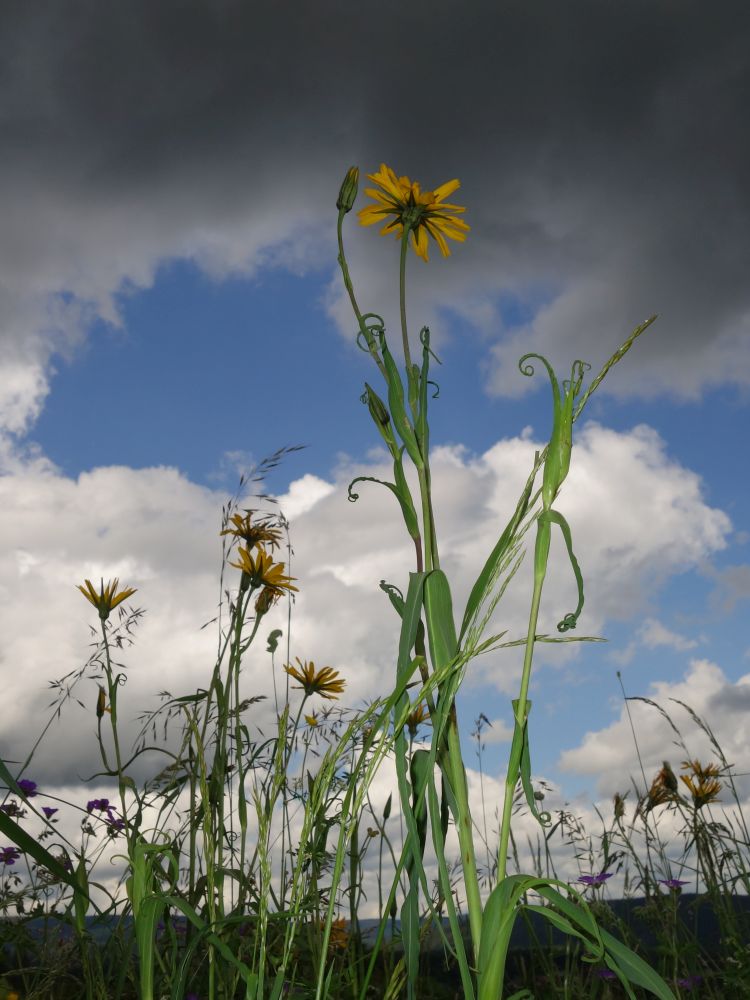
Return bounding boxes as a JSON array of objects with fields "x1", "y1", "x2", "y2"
[{"x1": 1, "y1": 0, "x2": 749, "y2": 427}]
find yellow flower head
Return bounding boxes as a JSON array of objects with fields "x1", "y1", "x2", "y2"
[
  {"x1": 358, "y1": 163, "x2": 470, "y2": 262},
  {"x1": 304, "y1": 712, "x2": 319, "y2": 728},
  {"x1": 220, "y1": 510, "x2": 283, "y2": 552},
  {"x1": 77, "y1": 578, "x2": 137, "y2": 621},
  {"x1": 230, "y1": 546, "x2": 298, "y2": 596},
  {"x1": 284, "y1": 657, "x2": 346, "y2": 700},
  {"x1": 325, "y1": 916, "x2": 349, "y2": 953},
  {"x1": 643, "y1": 762, "x2": 679, "y2": 812},
  {"x1": 680, "y1": 760, "x2": 722, "y2": 808},
  {"x1": 406, "y1": 702, "x2": 431, "y2": 738},
  {"x1": 613, "y1": 793, "x2": 626, "y2": 820},
  {"x1": 681, "y1": 759, "x2": 721, "y2": 780}
]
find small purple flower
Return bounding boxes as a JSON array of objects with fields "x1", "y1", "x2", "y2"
[
  {"x1": 676, "y1": 975, "x2": 703, "y2": 990},
  {"x1": 42, "y1": 807, "x2": 58, "y2": 819},
  {"x1": 595, "y1": 968, "x2": 618, "y2": 980},
  {"x1": 0, "y1": 803, "x2": 18, "y2": 817},
  {"x1": 17, "y1": 779, "x2": 37, "y2": 797},
  {"x1": 87, "y1": 798, "x2": 111, "y2": 813},
  {"x1": 578, "y1": 871, "x2": 613, "y2": 887},
  {"x1": 106, "y1": 815, "x2": 125, "y2": 835},
  {"x1": 659, "y1": 878, "x2": 688, "y2": 890},
  {"x1": 1, "y1": 846, "x2": 21, "y2": 865}
]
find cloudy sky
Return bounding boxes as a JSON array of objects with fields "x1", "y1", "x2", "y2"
[{"x1": 2, "y1": 1, "x2": 750, "y2": 901}]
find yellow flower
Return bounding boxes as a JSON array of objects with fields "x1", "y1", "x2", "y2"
[
  {"x1": 284, "y1": 658, "x2": 346, "y2": 700},
  {"x1": 613, "y1": 792, "x2": 626, "y2": 820},
  {"x1": 643, "y1": 762, "x2": 679, "y2": 812},
  {"x1": 358, "y1": 162, "x2": 470, "y2": 262},
  {"x1": 656, "y1": 761, "x2": 679, "y2": 795},
  {"x1": 77, "y1": 578, "x2": 137, "y2": 621},
  {"x1": 680, "y1": 760, "x2": 721, "y2": 808},
  {"x1": 406, "y1": 702, "x2": 431, "y2": 738},
  {"x1": 681, "y1": 759, "x2": 720, "y2": 780},
  {"x1": 230, "y1": 546, "x2": 298, "y2": 595},
  {"x1": 304, "y1": 712, "x2": 319, "y2": 727},
  {"x1": 220, "y1": 510, "x2": 283, "y2": 552},
  {"x1": 325, "y1": 916, "x2": 349, "y2": 952}
]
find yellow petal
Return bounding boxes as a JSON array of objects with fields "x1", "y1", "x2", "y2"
[{"x1": 432, "y1": 178, "x2": 461, "y2": 202}]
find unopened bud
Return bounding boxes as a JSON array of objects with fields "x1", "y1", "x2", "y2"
[
  {"x1": 96, "y1": 686, "x2": 107, "y2": 719},
  {"x1": 255, "y1": 587, "x2": 277, "y2": 616},
  {"x1": 336, "y1": 166, "x2": 359, "y2": 214},
  {"x1": 364, "y1": 382, "x2": 390, "y2": 428}
]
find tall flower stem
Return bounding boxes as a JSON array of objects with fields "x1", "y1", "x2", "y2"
[
  {"x1": 398, "y1": 227, "x2": 439, "y2": 573},
  {"x1": 397, "y1": 223, "x2": 482, "y2": 960},
  {"x1": 99, "y1": 621, "x2": 136, "y2": 857},
  {"x1": 497, "y1": 520, "x2": 548, "y2": 882},
  {"x1": 336, "y1": 210, "x2": 388, "y2": 382}
]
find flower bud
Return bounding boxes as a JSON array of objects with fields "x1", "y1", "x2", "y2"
[
  {"x1": 96, "y1": 685, "x2": 106, "y2": 719},
  {"x1": 255, "y1": 586, "x2": 277, "y2": 616},
  {"x1": 364, "y1": 382, "x2": 390, "y2": 428},
  {"x1": 336, "y1": 166, "x2": 359, "y2": 214}
]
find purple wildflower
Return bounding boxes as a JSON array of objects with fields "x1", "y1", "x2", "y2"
[
  {"x1": 42, "y1": 807, "x2": 58, "y2": 819},
  {"x1": 106, "y1": 814, "x2": 125, "y2": 835},
  {"x1": 17, "y1": 779, "x2": 37, "y2": 797},
  {"x1": 595, "y1": 968, "x2": 618, "y2": 980},
  {"x1": 578, "y1": 871, "x2": 613, "y2": 887},
  {"x1": 0, "y1": 846, "x2": 21, "y2": 865},
  {"x1": 676, "y1": 975, "x2": 703, "y2": 990},
  {"x1": 87, "y1": 798, "x2": 111, "y2": 813},
  {"x1": 0, "y1": 803, "x2": 18, "y2": 817},
  {"x1": 659, "y1": 878, "x2": 688, "y2": 890}
]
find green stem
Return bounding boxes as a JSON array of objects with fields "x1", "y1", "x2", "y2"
[
  {"x1": 100, "y1": 622, "x2": 136, "y2": 860},
  {"x1": 398, "y1": 228, "x2": 413, "y2": 373},
  {"x1": 497, "y1": 516, "x2": 548, "y2": 883},
  {"x1": 444, "y1": 706, "x2": 483, "y2": 964},
  {"x1": 336, "y1": 211, "x2": 387, "y2": 381}
]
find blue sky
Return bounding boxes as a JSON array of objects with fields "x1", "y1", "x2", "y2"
[{"x1": 1, "y1": 1, "x2": 750, "y2": 898}]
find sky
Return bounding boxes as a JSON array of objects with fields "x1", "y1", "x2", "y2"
[{"x1": 1, "y1": 1, "x2": 750, "y2": 905}]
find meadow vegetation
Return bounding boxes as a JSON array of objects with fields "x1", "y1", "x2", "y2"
[{"x1": 1, "y1": 165, "x2": 748, "y2": 999}]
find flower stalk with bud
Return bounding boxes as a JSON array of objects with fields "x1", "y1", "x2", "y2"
[{"x1": 335, "y1": 163, "x2": 671, "y2": 1000}]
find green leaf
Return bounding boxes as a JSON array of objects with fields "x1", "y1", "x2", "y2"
[
  {"x1": 423, "y1": 570, "x2": 458, "y2": 673},
  {"x1": 599, "y1": 926, "x2": 677, "y2": 1000},
  {"x1": 459, "y1": 453, "x2": 540, "y2": 642},
  {"x1": 544, "y1": 509, "x2": 584, "y2": 632},
  {"x1": 381, "y1": 336, "x2": 423, "y2": 467},
  {"x1": 347, "y1": 473, "x2": 420, "y2": 540}
]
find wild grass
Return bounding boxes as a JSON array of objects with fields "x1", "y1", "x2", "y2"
[{"x1": 1, "y1": 164, "x2": 748, "y2": 999}]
